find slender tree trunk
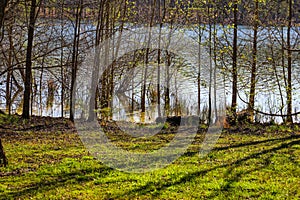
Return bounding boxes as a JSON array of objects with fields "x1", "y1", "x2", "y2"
[
  {"x1": 103, "y1": 1, "x2": 111, "y2": 120},
  {"x1": 98, "y1": 1, "x2": 108, "y2": 120},
  {"x1": 39, "y1": 58, "x2": 44, "y2": 115},
  {"x1": 248, "y1": 0, "x2": 258, "y2": 122},
  {"x1": 6, "y1": 21, "x2": 13, "y2": 115},
  {"x1": 141, "y1": 0, "x2": 155, "y2": 122},
  {"x1": 208, "y1": 45, "x2": 212, "y2": 122},
  {"x1": 129, "y1": 51, "x2": 139, "y2": 122},
  {"x1": 286, "y1": 0, "x2": 293, "y2": 124},
  {"x1": 109, "y1": 1, "x2": 126, "y2": 120},
  {"x1": 213, "y1": 14, "x2": 217, "y2": 123},
  {"x1": 108, "y1": 2, "x2": 114, "y2": 120},
  {"x1": 231, "y1": 0, "x2": 238, "y2": 120},
  {"x1": 174, "y1": 72, "x2": 179, "y2": 116},
  {"x1": 157, "y1": 48, "x2": 161, "y2": 117},
  {"x1": 157, "y1": 0, "x2": 165, "y2": 118},
  {"x1": 70, "y1": 0, "x2": 83, "y2": 122},
  {"x1": 99, "y1": 0, "x2": 114, "y2": 121},
  {"x1": 165, "y1": 51, "x2": 170, "y2": 116},
  {"x1": 164, "y1": 14, "x2": 174, "y2": 117},
  {"x1": 88, "y1": 0, "x2": 105, "y2": 121},
  {"x1": 22, "y1": 0, "x2": 37, "y2": 119},
  {"x1": 280, "y1": 26, "x2": 287, "y2": 123},
  {"x1": 60, "y1": 0, "x2": 65, "y2": 118},
  {"x1": 197, "y1": 14, "x2": 202, "y2": 116},
  {"x1": 207, "y1": 4, "x2": 212, "y2": 124},
  {"x1": 130, "y1": 62, "x2": 135, "y2": 122}
]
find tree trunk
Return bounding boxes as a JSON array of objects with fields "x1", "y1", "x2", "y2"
[
  {"x1": 197, "y1": 13, "x2": 202, "y2": 116},
  {"x1": 231, "y1": 0, "x2": 238, "y2": 121},
  {"x1": 60, "y1": 0, "x2": 65, "y2": 118},
  {"x1": 141, "y1": 0, "x2": 155, "y2": 122},
  {"x1": 207, "y1": 4, "x2": 213, "y2": 124},
  {"x1": 88, "y1": 0, "x2": 105, "y2": 121},
  {"x1": 22, "y1": 0, "x2": 37, "y2": 119},
  {"x1": 165, "y1": 51, "x2": 170, "y2": 116},
  {"x1": 208, "y1": 4, "x2": 212, "y2": 124},
  {"x1": 157, "y1": 0, "x2": 165, "y2": 118},
  {"x1": 248, "y1": 0, "x2": 258, "y2": 122},
  {"x1": 286, "y1": 0, "x2": 293, "y2": 124},
  {"x1": 213, "y1": 13, "x2": 218, "y2": 123},
  {"x1": 70, "y1": 0, "x2": 83, "y2": 122}
]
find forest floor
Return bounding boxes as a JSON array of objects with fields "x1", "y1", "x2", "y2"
[{"x1": 0, "y1": 114, "x2": 299, "y2": 199}]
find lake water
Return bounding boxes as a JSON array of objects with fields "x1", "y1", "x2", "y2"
[{"x1": 1, "y1": 23, "x2": 299, "y2": 123}]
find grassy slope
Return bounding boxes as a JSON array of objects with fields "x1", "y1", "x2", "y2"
[{"x1": 0, "y1": 116, "x2": 299, "y2": 199}]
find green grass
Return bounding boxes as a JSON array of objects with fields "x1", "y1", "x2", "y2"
[{"x1": 0, "y1": 122, "x2": 300, "y2": 199}]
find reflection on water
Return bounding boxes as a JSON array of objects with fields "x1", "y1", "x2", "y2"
[{"x1": 1, "y1": 24, "x2": 299, "y2": 123}]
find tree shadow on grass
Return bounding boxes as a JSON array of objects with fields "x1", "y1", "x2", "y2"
[
  {"x1": 2, "y1": 135, "x2": 299, "y2": 199},
  {"x1": 0, "y1": 164, "x2": 113, "y2": 199},
  {"x1": 113, "y1": 135, "x2": 300, "y2": 199},
  {"x1": 185, "y1": 135, "x2": 299, "y2": 157},
  {"x1": 206, "y1": 136, "x2": 300, "y2": 199}
]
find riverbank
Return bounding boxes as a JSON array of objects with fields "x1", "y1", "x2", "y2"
[{"x1": 0, "y1": 114, "x2": 300, "y2": 135}]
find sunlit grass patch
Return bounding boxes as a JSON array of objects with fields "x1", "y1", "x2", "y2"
[{"x1": 0, "y1": 123, "x2": 299, "y2": 199}]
